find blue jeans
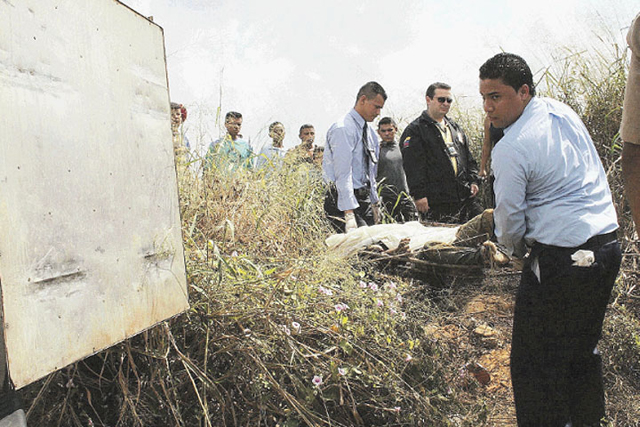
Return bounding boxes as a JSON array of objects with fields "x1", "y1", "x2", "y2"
[{"x1": 510, "y1": 233, "x2": 621, "y2": 427}]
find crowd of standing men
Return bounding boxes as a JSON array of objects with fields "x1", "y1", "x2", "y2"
[
  {"x1": 172, "y1": 80, "x2": 484, "y2": 230},
  {"x1": 322, "y1": 80, "x2": 484, "y2": 232},
  {"x1": 166, "y1": 14, "x2": 640, "y2": 425}
]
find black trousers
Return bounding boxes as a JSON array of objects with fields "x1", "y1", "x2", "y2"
[
  {"x1": 324, "y1": 186, "x2": 373, "y2": 233},
  {"x1": 380, "y1": 187, "x2": 418, "y2": 223},
  {"x1": 421, "y1": 197, "x2": 483, "y2": 224},
  {"x1": 510, "y1": 232, "x2": 621, "y2": 427}
]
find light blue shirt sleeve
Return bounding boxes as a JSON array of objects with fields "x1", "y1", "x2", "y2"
[
  {"x1": 323, "y1": 110, "x2": 379, "y2": 211},
  {"x1": 493, "y1": 143, "x2": 529, "y2": 257},
  {"x1": 328, "y1": 123, "x2": 359, "y2": 211}
]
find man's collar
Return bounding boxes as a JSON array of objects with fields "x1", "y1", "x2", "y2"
[
  {"x1": 349, "y1": 108, "x2": 366, "y2": 127},
  {"x1": 504, "y1": 96, "x2": 537, "y2": 135},
  {"x1": 421, "y1": 110, "x2": 448, "y2": 125},
  {"x1": 226, "y1": 133, "x2": 245, "y2": 142}
]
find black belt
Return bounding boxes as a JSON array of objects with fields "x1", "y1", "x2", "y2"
[
  {"x1": 327, "y1": 183, "x2": 370, "y2": 198},
  {"x1": 579, "y1": 230, "x2": 618, "y2": 249},
  {"x1": 533, "y1": 230, "x2": 618, "y2": 254}
]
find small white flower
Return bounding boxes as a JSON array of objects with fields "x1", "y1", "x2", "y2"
[
  {"x1": 376, "y1": 299, "x2": 384, "y2": 307},
  {"x1": 335, "y1": 303, "x2": 348, "y2": 312},
  {"x1": 405, "y1": 354, "x2": 413, "y2": 362},
  {"x1": 312, "y1": 375, "x2": 323, "y2": 387},
  {"x1": 368, "y1": 282, "x2": 379, "y2": 292},
  {"x1": 359, "y1": 280, "x2": 368, "y2": 288},
  {"x1": 291, "y1": 321, "x2": 301, "y2": 333},
  {"x1": 318, "y1": 286, "x2": 334, "y2": 296},
  {"x1": 338, "y1": 368, "x2": 347, "y2": 376}
]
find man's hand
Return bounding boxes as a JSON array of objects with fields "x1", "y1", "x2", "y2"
[
  {"x1": 415, "y1": 197, "x2": 429, "y2": 213},
  {"x1": 470, "y1": 183, "x2": 479, "y2": 197},
  {"x1": 344, "y1": 211, "x2": 358, "y2": 233},
  {"x1": 372, "y1": 203, "x2": 382, "y2": 224}
]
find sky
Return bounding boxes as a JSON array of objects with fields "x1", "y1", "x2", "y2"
[{"x1": 120, "y1": 0, "x2": 637, "y2": 153}]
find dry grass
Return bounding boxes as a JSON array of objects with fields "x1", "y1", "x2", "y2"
[{"x1": 19, "y1": 38, "x2": 640, "y2": 426}]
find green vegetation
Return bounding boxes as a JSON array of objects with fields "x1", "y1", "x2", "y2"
[{"x1": 21, "y1": 40, "x2": 640, "y2": 426}]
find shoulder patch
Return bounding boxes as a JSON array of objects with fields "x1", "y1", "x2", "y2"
[{"x1": 402, "y1": 137, "x2": 411, "y2": 148}]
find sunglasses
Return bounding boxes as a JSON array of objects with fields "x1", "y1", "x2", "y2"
[{"x1": 437, "y1": 97, "x2": 453, "y2": 104}]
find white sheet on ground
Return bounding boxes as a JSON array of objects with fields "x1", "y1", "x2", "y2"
[{"x1": 326, "y1": 221, "x2": 459, "y2": 257}]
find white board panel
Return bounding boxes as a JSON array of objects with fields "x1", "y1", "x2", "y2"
[{"x1": 0, "y1": 0, "x2": 188, "y2": 388}]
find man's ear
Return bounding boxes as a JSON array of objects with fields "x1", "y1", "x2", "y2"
[{"x1": 518, "y1": 84, "x2": 531, "y2": 99}]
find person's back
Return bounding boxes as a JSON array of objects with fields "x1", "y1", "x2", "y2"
[{"x1": 492, "y1": 96, "x2": 617, "y2": 254}]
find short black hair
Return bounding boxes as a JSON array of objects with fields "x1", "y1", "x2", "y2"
[
  {"x1": 479, "y1": 53, "x2": 536, "y2": 96},
  {"x1": 378, "y1": 117, "x2": 397, "y2": 129},
  {"x1": 269, "y1": 121, "x2": 283, "y2": 132},
  {"x1": 426, "y1": 82, "x2": 451, "y2": 99},
  {"x1": 356, "y1": 81, "x2": 387, "y2": 103},
  {"x1": 225, "y1": 111, "x2": 242, "y2": 121},
  {"x1": 299, "y1": 124, "x2": 314, "y2": 133}
]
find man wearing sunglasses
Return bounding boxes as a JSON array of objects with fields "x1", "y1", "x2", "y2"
[{"x1": 400, "y1": 82, "x2": 482, "y2": 224}]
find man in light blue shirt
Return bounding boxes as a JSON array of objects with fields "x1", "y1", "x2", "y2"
[
  {"x1": 206, "y1": 111, "x2": 253, "y2": 171},
  {"x1": 323, "y1": 81, "x2": 386, "y2": 233},
  {"x1": 479, "y1": 52, "x2": 621, "y2": 426}
]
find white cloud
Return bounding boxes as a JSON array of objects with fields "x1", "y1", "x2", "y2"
[
  {"x1": 306, "y1": 71, "x2": 322, "y2": 81},
  {"x1": 119, "y1": 0, "x2": 638, "y2": 145}
]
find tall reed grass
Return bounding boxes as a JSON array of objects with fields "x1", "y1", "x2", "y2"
[{"x1": 20, "y1": 37, "x2": 640, "y2": 426}]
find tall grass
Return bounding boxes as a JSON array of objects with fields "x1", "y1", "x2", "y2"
[{"x1": 19, "y1": 37, "x2": 640, "y2": 426}]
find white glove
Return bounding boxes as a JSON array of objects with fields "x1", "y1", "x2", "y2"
[{"x1": 344, "y1": 212, "x2": 358, "y2": 233}]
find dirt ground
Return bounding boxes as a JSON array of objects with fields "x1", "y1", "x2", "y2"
[
  {"x1": 408, "y1": 266, "x2": 520, "y2": 425},
  {"x1": 419, "y1": 254, "x2": 640, "y2": 427}
]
